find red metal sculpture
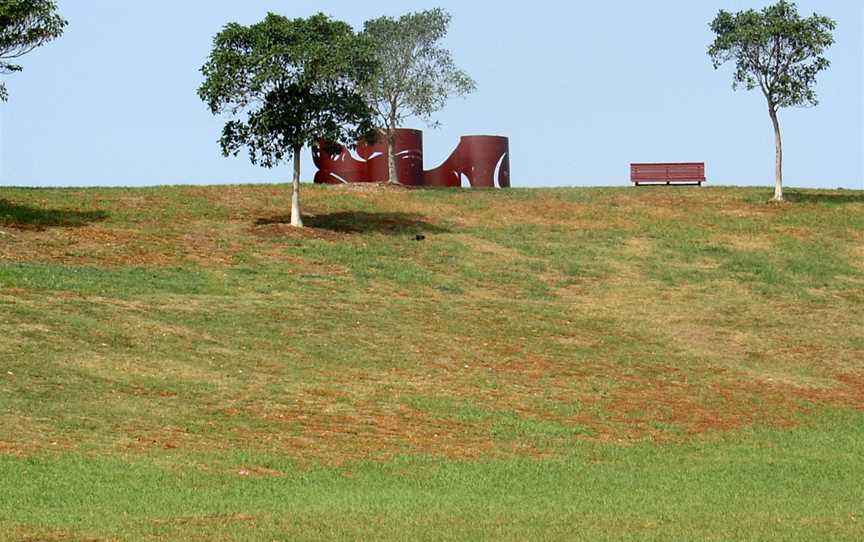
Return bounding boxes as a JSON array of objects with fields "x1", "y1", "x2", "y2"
[{"x1": 312, "y1": 129, "x2": 510, "y2": 188}]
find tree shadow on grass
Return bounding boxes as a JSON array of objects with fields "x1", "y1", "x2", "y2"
[
  {"x1": 256, "y1": 211, "x2": 449, "y2": 235},
  {"x1": 0, "y1": 199, "x2": 109, "y2": 230},
  {"x1": 784, "y1": 190, "x2": 864, "y2": 205}
]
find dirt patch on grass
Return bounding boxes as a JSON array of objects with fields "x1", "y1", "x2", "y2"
[
  {"x1": 599, "y1": 374, "x2": 777, "y2": 439},
  {"x1": 251, "y1": 222, "x2": 347, "y2": 242},
  {"x1": 619, "y1": 237, "x2": 654, "y2": 258},
  {"x1": 475, "y1": 354, "x2": 578, "y2": 383},
  {"x1": 0, "y1": 431, "x2": 72, "y2": 457},
  {"x1": 0, "y1": 440, "x2": 30, "y2": 457},
  {"x1": 9, "y1": 530, "x2": 115, "y2": 542},
  {"x1": 711, "y1": 233, "x2": 774, "y2": 251},
  {"x1": 232, "y1": 466, "x2": 285, "y2": 477},
  {"x1": 151, "y1": 512, "x2": 260, "y2": 532},
  {"x1": 449, "y1": 233, "x2": 527, "y2": 261},
  {"x1": 0, "y1": 223, "x2": 241, "y2": 268},
  {"x1": 242, "y1": 398, "x2": 494, "y2": 464},
  {"x1": 594, "y1": 365, "x2": 864, "y2": 442},
  {"x1": 0, "y1": 218, "x2": 358, "y2": 269},
  {"x1": 717, "y1": 201, "x2": 790, "y2": 219},
  {"x1": 118, "y1": 425, "x2": 191, "y2": 452},
  {"x1": 851, "y1": 244, "x2": 864, "y2": 272},
  {"x1": 817, "y1": 372, "x2": 864, "y2": 408}
]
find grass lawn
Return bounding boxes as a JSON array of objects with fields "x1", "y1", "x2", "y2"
[{"x1": 1, "y1": 184, "x2": 862, "y2": 540}]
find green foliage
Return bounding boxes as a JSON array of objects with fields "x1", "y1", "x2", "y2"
[
  {"x1": 197, "y1": 13, "x2": 376, "y2": 168},
  {"x1": 0, "y1": 0, "x2": 66, "y2": 101},
  {"x1": 707, "y1": 1, "x2": 836, "y2": 200},
  {"x1": 361, "y1": 9, "x2": 475, "y2": 182},
  {"x1": 707, "y1": 1, "x2": 835, "y2": 109},
  {"x1": 362, "y1": 8, "x2": 475, "y2": 128}
]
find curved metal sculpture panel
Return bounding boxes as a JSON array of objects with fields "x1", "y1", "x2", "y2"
[
  {"x1": 312, "y1": 129, "x2": 510, "y2": 188},
  {"x1": 424, "y1": 135, "x2": 511, "y2": 188}
]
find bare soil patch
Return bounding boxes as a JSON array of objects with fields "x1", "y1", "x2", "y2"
[{"x1": 251, "y1": 222, "x2": 346, "y2": 242}]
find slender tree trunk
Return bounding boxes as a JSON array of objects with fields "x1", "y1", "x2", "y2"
[
  {"x1": 768, "y1": 105, "x2": 783, "y2": 202},
  {"x1": 386, "y1": 126, "x2": 399, "y2": 185},
  {"x1": 290, "y1": 145, "x2": 304, "y2": 227}
]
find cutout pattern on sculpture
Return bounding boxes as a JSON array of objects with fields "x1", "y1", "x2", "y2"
[{"x1": 312, "y1": 129, "x2": 510, "y2": 188}]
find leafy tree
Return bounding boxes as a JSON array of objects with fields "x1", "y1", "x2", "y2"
[
  {"x1": 708, "y1": 1, "x2": 835, "y2": 202},
  {"x1": 362, "y1": 8, "x2": 475, "y2": 184},
  {"x1": 0, "y1": 0, "x2": 66, "y2": 102},
  {"x1": 198, "y1": 13, "x2": 375, "y2": 227}
]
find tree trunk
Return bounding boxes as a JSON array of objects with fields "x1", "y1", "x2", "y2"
[
  {"x1": 386, "y1": 126, "x2": 399, "y2": 185},
  {"x1": 769, "y1": 105, "x2": 783, "y2": 202},
  {"x1": 290, "y1": 145, "x2": 304, "y2": 228}
]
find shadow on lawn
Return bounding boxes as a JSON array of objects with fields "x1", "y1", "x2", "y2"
[
  {"x1": 784, "y1": 190, "x2": 864, "y2": 205},
  {"x1": 257, "y1": 211, "x2": 449, "y2": 235},
  {"x1": 0, "y1": 199, "x2": 108, "y2": 230}
]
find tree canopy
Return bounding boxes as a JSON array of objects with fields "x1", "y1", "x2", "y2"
[
  {"x1": 0, "y1": 0, "x2": 66, "y2": 101},
  {"x1": 361, "y1": 8, "x2": 475, "y2": 183},
  {"x1": 708, "y1": 1, "x2": 835, "y2": 201},
  {"x1": 198, "y1": 12, "x2": 376, "y2": 226}
]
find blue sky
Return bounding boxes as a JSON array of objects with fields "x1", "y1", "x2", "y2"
[{"x1": 0, "y1": 0, "x2": 861, "y2": 189}]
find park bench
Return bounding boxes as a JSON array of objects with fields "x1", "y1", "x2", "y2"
[{"x1": 630, "y1": 162, "x2": 706, "y2": 186}]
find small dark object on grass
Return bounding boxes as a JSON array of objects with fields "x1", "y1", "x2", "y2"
[{"x1": 415, "y1": 235, "x2": 426, "y2": 241}]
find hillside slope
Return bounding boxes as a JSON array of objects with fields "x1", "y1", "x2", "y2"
[{"x1": 1, "y1": 184, "x2": 863, "y2": 540}]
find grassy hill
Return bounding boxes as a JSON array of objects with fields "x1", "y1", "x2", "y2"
[{"x1": 1, "y1": 184, "x2": 863, "y2": 540}]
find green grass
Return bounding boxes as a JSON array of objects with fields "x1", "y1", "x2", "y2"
[
  {"x1": 0, "y1": 263, "x2": 235, "y2": 296},
  {"x1": 0, "y1": 184, "x2": 862, "y2": 540},
  {"x1": 3, "y1": 410, "x2": 863, "y2": 541}
]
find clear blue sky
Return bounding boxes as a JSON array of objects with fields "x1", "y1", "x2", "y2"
[{"x1": 1, "y1": 0, "x2": 861, "y2": 189}]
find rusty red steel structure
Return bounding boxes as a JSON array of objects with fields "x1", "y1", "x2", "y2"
[{"x1": 312, "y1": 129, "x2": 510, "y2": 188}]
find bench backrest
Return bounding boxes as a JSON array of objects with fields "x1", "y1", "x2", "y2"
[{"x1": 631, "y1": 162, "x2": 705, "y2": 182}]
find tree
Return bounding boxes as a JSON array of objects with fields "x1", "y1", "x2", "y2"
[
  {"x1": 0, "y1": 0, "x2": 66, "y2": 102},
  {"x1": 708, "y1": 1, "x2": 835, "y2": 202},
  {"x1": 362, "y1": 8, "x2": 475, "y2": 184},
  {"x1": 198, "y1": 13, "x2": 375, "y2": 227}
]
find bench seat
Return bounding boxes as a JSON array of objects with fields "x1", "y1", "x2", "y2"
[{"x1": 631, "y1": 162, "x2": 706, "y2": 186}]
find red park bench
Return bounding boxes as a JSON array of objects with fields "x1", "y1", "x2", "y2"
[{"x1": 630, "y1": 162, "x2": 706, "y2": 186}]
